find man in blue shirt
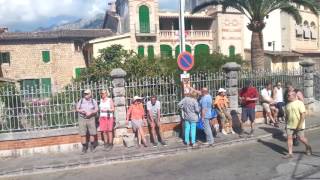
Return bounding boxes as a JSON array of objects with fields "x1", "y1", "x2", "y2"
[{"x1": 199, "y1": 87, "x2": 214, "y2": 145}]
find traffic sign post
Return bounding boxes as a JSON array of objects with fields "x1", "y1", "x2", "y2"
[{"x1": 177, "y1": 51, "x2": 194, "y2": 95}]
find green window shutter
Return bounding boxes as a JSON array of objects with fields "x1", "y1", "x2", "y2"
[
  {"x1": 229, "y1": 46, "x2": 235, "y2": 57},
  {"x1": 0, "y1": 52, "x2": 10, "y2": 64},
  {"x1": 195, "y1": 44, "x2": 210, "y2": 57},
  {"x1": 147, "y1": 46, "x2": 154, "y2": 60},
  {"x1": 175, "y1": 45, "x2": 192, "y2": 58},
  {"x1": 75, "y1": 68, "x2": 85, "y2": 79},
  {"x1": 41, "y1": 78, "x2": 52, "y2": 96},
  {"x1": 139, "y1": 5, "x2": 150, "y2": 33},
  {"x1": 138, "y1": 46, "x2": 144, "y2": 58},
  {"x1": 42, "y1": 51, "x2": 50, "y2": 63},
  {"x1": 160, "y1": 45, "x2": 172, "y2": 58}
]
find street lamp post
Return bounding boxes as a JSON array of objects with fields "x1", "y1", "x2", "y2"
[{"x1": 179, "y1": 0, "x2": 186, "y2": 53}]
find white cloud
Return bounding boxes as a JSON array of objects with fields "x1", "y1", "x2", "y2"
[{"x1": 0, "y1": 0, "x2": 108, "y2": 30}]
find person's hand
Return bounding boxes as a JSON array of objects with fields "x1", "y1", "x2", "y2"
[{"x1": 86, "y1": 112, "x2": 91, "y2": 117}]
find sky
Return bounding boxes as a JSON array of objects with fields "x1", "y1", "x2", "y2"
[{"x1": 0, "y1": 0, "x2": 179, "y2": 32}]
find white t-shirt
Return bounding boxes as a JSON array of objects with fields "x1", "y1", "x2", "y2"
[
  {"x1": 99, "y1": 98, "x2": 113, "y2": 117},
  {"x1": 274, "y1": 87, "x2": 284, "y2": 103},
  {"x1": 261, "y1": 88, "x2": 272, "y2": 103}
]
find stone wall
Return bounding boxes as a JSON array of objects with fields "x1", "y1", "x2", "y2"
[{"x1": 0, "y1": 40, "x2": 87, "y2": 91}]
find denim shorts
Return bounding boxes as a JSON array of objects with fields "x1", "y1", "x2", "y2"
[{"x1": 241, "y1": 107, "x2": 255, "y2": 122}]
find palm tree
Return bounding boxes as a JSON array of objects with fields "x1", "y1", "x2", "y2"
[{"x1": 192, "y1": 0, "x2": 319, "y2": 70}]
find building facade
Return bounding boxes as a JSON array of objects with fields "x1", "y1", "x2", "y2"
[
  {"x1": 92, "y1": 0, "x2": 244, "y2": 59},
  {"x1": 0, "y1": 29, "x2": 113, "y2": 92},
  {"x1": 244, "y1": 5, "x2": 320, "y2": 71}
]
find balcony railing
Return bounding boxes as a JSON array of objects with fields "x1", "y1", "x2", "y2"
[
  {"x1": 159, "y1": 30, "x2": 212, "y2": 41},
  {"x1": 135, "y1": 24, "x2": 157, "y2": 37}
]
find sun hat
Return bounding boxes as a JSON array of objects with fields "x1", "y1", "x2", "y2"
[
  {"x1": 84, "y1": 89, "x2": 91, "y2": 94},
  {"x1": 218, "y1": 88, "x2": 227, "y2": 93},
  {"x1": 133, "y1": 96, "x2": 143, "y2": 101}
]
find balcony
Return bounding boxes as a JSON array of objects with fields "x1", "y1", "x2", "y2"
[
  {"x1": 159, "y1": 30, "x2": 212, "y2": 41},
  {"x1": 135, "y1": 24, "x2": 157, "y2": 37}
]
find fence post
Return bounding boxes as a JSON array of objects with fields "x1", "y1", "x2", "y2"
[
  {"x1": 110, "y1": 68, "x2": 127, "y2": 145},
  {"x1": 299, "y1": 60, "x2": 316, "y2": 113},
  {"x1": 222, "y1": 62, "x2": 241, "y2": 110}
]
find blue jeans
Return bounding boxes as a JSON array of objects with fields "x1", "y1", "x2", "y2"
[
  {"x1": 184, "y1": 120, "x2": 196, "y2": 144},
  {"x1": 203, "y1": 118, "x2": 214, "y2": 144}
]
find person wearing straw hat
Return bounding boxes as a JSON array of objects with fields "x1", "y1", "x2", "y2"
[
  {"x1": 76, "y1": 89, "x2": 99, "y2": 154},
  {"x1": 214, "y1": 88, "x2": 235, "y2": 135},
  {"x1": 126, "y1": 96, "x2": 148, "y2": 148},
  {"x1": 99, "y1": 89, "x2": 115, "y2": 149}
]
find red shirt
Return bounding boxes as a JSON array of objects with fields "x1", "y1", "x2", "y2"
[{"x1": 239, "y1": 87, "x2": 259, "y2": 108}]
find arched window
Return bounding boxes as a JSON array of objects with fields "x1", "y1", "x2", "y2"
[
  {"x1": 138, "y1": 45, "x2": 144, "y2": 57},
  {"x1": 310, "y1": 22, "x2": 317, "y2": 39},
  {"x1": 147, "y1": 45, "x2": 154, "y2": 60},
  {"x1": 139, "y1": 5, "x2": 150, "y2": 33},
  {"x1": 229, "y1": 45, "x2": 235, "y2": 57},
  {"x1": 175, "y1": 45, "x2": 192, "y2": 58},
  {"x1": 160, "y1": 45, "x2": 172, "y2": 58},
  {"x1": 303, "y1": 21, "x2": 310, "y2": 39},
  {"x1": 194, "y1": 44, "x2": 210, "y2": 57}
]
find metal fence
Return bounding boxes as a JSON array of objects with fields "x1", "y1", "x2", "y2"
[
  {"x1": 0, "y1": 80, "x2": 112, "y2": 133},
  {"x1": 0, "y1": 69, "x2": 307, "y2": 133}
]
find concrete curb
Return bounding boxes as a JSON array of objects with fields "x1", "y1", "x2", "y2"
[{"x1": 1, "y1": 123, "x2": 320, "y2": 178}]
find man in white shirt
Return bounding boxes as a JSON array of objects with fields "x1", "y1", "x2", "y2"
[
  {"x1": 261, "y1": 82, "x2": 279, "y2": 127},
  {"x1": 147, "y1": 95, "x2": 167, "y2": 147}
]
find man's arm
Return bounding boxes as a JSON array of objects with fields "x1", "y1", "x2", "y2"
[
  {"x1": 296, "y1": 112, "x2": 305, "y2": 130},
  {"x1": 157, "y1": 101, "x2": 161, "y2": 122}
]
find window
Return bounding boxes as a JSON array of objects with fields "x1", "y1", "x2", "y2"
[
  {"x1": 0, "y1": 52, "x2": 10, "y2": 64},
  {"x1": 160, "y1": 45, "x2": 172, "y2": 58},
  {"x1": 229, "y1": 45, "x2": 235, "y2": 57},
  {"x1": 147, "y1": 46, "x2": 154, "y2": 60},
  {"x1": 139, "y1": 5, "x2": 150, "y2": 33},
  {"x1": 20, "y1": 78, "x2": 52, "y2": 96},
  {"x1": 194, "y1": 44, "x2": 210, "y2": 57},
  {"x1": 75, "y1": 68, "x2": 86, "y2": 79},
  {"x1": 138, "y1": 46, "x2": 144, "y2": 57},
  {"x1": 42, "y1": 51, "x2": 50, "y2": 63}
]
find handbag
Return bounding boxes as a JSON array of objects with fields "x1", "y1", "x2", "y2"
[{"x1": 197, "y1": 116, "x2": 204, "y2": 130}]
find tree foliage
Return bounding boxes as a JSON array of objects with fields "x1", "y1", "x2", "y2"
[{"x1": 75, "y1": 44, "x2": 243, "y2": 81}]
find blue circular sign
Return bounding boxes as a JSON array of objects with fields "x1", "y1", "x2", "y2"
[{"x1": 177, "y1": 52, "x2": 194, "y2": 71}]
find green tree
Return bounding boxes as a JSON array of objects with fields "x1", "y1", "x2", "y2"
[{"x1": 192, "y1": 0, "x2": 319, "y2": 70}]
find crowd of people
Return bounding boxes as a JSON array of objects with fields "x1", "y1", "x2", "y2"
[{"x1": 75, "y1": 80, "x2": 312, "y2": 158}]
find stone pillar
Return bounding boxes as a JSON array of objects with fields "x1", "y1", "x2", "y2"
[
  {"x1": 299, "y1": 60, "x2": 316, "y2": 113},
  {"x1": 110, "y1": 68, "x2": 127, "y2": 144},
  {"x1": 222, "y1": 62, "x2": 241, "y2": 111}
]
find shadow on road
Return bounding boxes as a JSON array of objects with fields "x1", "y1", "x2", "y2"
[
  {"x1": 259, "y1": 127, "x2": 287, "y2": 142},
  {"x1": 257, "y1": 139, "x2": 287, "y2": 155}
]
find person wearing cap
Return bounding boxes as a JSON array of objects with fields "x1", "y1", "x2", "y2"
[
  {"x1": 214, "y1": 88, "x2": 235, "y2": 135},
  {"x1": 146, "y1": 95, "x2": 167, "y2": 147},
  {"x1": 76, "y1": 89, "x2": 99, "y2": 154},
  {"x1": 239, "y1": 80, "x2": 259, "y2": 137},
  {"x1": 199, "y1": 87, "x2": 214, "y2": 145},
  {"x1": 99, "y1": 89, "x2": 115, "y2": 149},
  {"x1": 126, "y1": 96, "x2": 148, "y2": 148}
]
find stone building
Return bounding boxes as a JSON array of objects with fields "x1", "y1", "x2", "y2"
[
  {"x1": 0, "y1": 29, "x2": 113, "y2": 92},
  {"x1": 90, "y1": 0, "x2": 244, "y2": 59}
]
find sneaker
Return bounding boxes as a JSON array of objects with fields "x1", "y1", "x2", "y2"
[
  {"x1": 222, "y1": 129, "x2": 228, "y2": 135},
  {"x1": 160, "y1": 141, "x2": 168, "y2": 146},
  {"x1": 191, "y1": 143, "x2": 198, "y2": 147},
  {"x1": 81, "y1": 145, "x2": 88, "y2": 154},
  {"x1": 282, "y1": 154, "x2": 293, "y2": 159},
  {"x1": 153, "y1": 142, "x2": 158, "y2": 147},
  {"x1": 104, "y1": 143, "x2": 109, "y2": 149},
  {"x1": 306, "y1": 145, "x2": 312, "y2": 156},
  {"x1": 249, "y1": 129, "x2": 254, "y2": 137},
  {"x1": 89, "y1": 144, "x2": 96, "y2": 152},
  {"x1": 143, "y1": 143, "x2": 148, "y2": 148},
  {"x1": 239, "y1": 130, "x2": 244, "y2": 138},
  {"x1": 231, "y1": 129, "x2": 236, "y2": 134}
]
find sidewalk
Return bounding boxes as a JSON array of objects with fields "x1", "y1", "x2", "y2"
[{"x1": 0, "y1": 115, "x2": 319, "y2": 177}]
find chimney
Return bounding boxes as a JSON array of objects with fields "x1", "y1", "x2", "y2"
[
  {"x1": 107, "y1": 2, "x2": 116, "y2": 13},
  {"x1": 0, "y1": 27, "x2": 8, "y2": 34}
]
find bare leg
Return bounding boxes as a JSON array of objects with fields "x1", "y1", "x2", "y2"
[
  {"x1": 136, "y1": 130, "x2": 141, "y2": 145},
  {"x1": 107, "y1": 131, "x2": 113, "y2": 144},
  {"x1": 139, "y1": 127, "x2": 147, "y2": 145},
  {"x1": 81, "y1": 136, "x2": 87, "y2": 144},
  {"x1": 287, "y1": 135, "x2": 293, "y2": 155},
  {"x1": 150, "y1": 122, "x2": 157, "y2": 143}
]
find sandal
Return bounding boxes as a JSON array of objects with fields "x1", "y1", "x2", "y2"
[{"x1": 306, "y1": 145, "x2": 312, "y2": 156}]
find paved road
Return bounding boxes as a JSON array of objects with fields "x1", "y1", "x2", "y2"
[{"x1": 3, "y1": 129, "x2": 320, "y2": 180}]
